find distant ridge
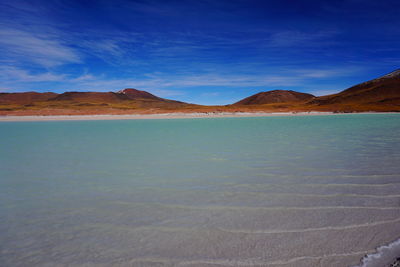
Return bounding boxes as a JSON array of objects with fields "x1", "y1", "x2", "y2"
[
  {"x1": 47, "y1": 88, "x2": 184, "y2": 104},
  {"x1": 49, "y1": 92, "x2": 129, "y2": 102},
  {"x1": 0, "y1": 92, "x2": 57, "y2": 104},
  {"x1": 310, "y1": 69, "x2": 400, "y2": 107},
  {"x1": 0, "y1": 89, "x2": 185, "y2": 104},
  {"x1": 234, "y1": 90, "x2": 315, "y2": 105},
  {"x1": 0, "y1": 69, "x2": 399, "y2": 114},
  {"x1": 0, "y1": 88, "x2": 192, "y2": 114}
]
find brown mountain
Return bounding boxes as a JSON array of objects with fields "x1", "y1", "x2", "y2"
[
  {"x1": 117, "y1": 88, "x2": 163, "y2": 100},
  {"x1": 0, "y1": 88, "x2": 194, "y2": 115},
  {"x1": 49, "y1": 92, "x2": 128, "y2": 102},
  {"x1": 234, "y1": 90, "x2": 315, "y2": 105},
  {"x1": 0, "y1": 92, "x2": 57, "y2": 104},
  {"x1": 310, "y1": 69, "x2": 400, "y2": 108},
  {"x1": 117, "y1": 88, "x2": 186, "y2": 104},
  {"x1": 1, "y1": 70, "x2": 399, "y2": 115},
  {"x1": 48, "y1": 88, "x2": 183, "y2": 103}
]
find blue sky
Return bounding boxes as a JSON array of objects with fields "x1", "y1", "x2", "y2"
[{"x1": 0, "y1": 0, "x2": 399, "y2": 105}]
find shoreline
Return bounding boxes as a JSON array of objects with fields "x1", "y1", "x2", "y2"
[
  {"x1": 0, "y1": 111, "x2": 396, "y2": 122},
  {"x1": 354, "y1": 238, "x2": 400, "y2": 267}
]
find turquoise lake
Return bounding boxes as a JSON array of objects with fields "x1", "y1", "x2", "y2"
[{"x1": 1, "y1": 114, "x2": 400, "y2": 267}]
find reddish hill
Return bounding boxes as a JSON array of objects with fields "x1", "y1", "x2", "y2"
[
  {"x1": 234, "y1": 90, "x2": 315, "y2": 105},
  {"x1": 0, "y1": 88, "x2": 194, "y2": 115},
  {"x1": 49, "y1": 92, "x2": 129, "y2": 102},
  {"x1": 117, "y1": 88, "x2": 162, "y2": 100},
  {"x1": 48, "y1": 88, "x2": 184, "y2": 104},
  {"x1": 0, "y1": 92, "x2": 58, "y2": 104},
  {"x1": 311, "y1": 69, "x2": 400, "y2": 107},
  {"x1": 1, "y1": 70, "x2": 399, "y2": 115},
  {"x1": 117, "y1": 88, "x2": 185, "y2": 104}
]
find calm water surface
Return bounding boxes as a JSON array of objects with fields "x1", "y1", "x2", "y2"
[{"x1": 1, "y1": 114, "x2": 400, "y2": 267}]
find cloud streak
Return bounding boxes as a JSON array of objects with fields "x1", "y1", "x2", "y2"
[
  {"x1": 0, "y1": 28, "x2": 81, "y2": 67},
  {"x1": 268, "y1": 30, "x2": 338, "y2": 48},
  {"x1": 0, "y1": 66, "x2": 66, "y2": 82},
  {"x1": 0, "y1": 0, "x2": 397, "y2": 104},
  {"x1": 0, "y1": 65, "x2": 362, "y2": 97}
]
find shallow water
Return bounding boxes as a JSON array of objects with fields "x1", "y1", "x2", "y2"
[{"x1": 0, "y1": 114, "x2": 400, "y2": 267}]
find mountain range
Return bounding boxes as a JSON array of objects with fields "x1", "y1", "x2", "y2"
[{"x1": 1, "y1": 69, "x2": 399, "y2": 115}]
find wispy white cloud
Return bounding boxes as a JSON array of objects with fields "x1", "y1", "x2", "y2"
[
  {"x1": 0, "y1": 87, "x2": 12, "y2": 92},
  {"x1": 160, "y1": 74, "x2": 300, "y2": 87},
  {"x1": 77, "y1": 38, "x2": 128, "y2": 63},
  {"x1": 91, "y1": 40, "x2": 124, "y2": 57},
  {"x1": 64, "y1": 76, "x2": 186, "y2": 96},
  {"x1": 68, "y1": 73, "x2": 97, "y2": 82},
  {"x1": 292, "y1": 67, "x2": 363, "y2": 78},
  {"x1": 309, "y1": 89, "x2": 341, "y2": 96},
  {"x1": 0, "y1": 28, "x2": 81, "y2": 67},
  {"x1": 201, "y1": 92, "x2": 220, "y2": 97},
  {"x1": 69, "y1": 73, "x2": 302, "y2": 91},
  {"x1": 268, "y1": 30, "x2": 337, "y2": 47},
  {"x1": 0, "y1": 66, "x2": 66, "y2": 82},
  {"x1": 0, "y1": 65, "x2": 363, "y2": 97}
]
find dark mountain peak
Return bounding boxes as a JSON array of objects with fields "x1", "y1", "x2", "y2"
[{"x1": 234, "y1": 90, "x2": 315, "y2": 105}]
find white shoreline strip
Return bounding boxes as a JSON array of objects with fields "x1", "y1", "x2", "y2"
[
  {"x1": 0, "y1": 112, "x2": 397, "y2": 122},
  {"x1": 353, "y1": 238, "x2": 400, "y2": 267}
]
